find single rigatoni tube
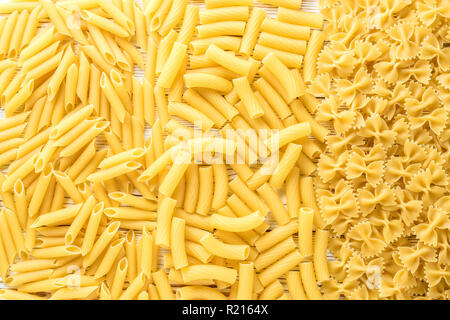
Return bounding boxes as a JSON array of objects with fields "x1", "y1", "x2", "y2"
[
  {"x1": 236, "y1": 262, "x2": 254, "y2": 300},
  {"x1": 256, "y1": 183, "x2": 290, "y2": 226},
  {"x1": 269, "y1": 143, "x2": 302, "y2": 189},
  {"x1": 170, "y1": 217, "x2": 188, "y2": 270},
  {"x1": 300, "y1": 262, "x2": 322, "y2": 300},
  {"x1": 299, "y1": 176, "x2": 326, "y2": 228},
  {"x1": 277, "y1": 7, "x2": 323, "y2": 29},
  {"x1": 157, "y1": 42, "x2": 187, "y2": 89},
  {"x1": 196, "y1": 166, "x2": 213, "y2": 216},
  {"x1": 240, "y1": 7, "x2": 266, "y2": 56}
]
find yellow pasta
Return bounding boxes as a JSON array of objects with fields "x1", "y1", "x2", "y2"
[
  {"x1": 299, "y1": 262, "x2": 322, "y2": 300},
  {"x1": 302, "y1": 30, "x2": 324, "y2": 83},
  {"x1": 277, "y1": 7, "x2": 323, "y2": 29},
  {"x1": 240, "y1": 7, "x2": 266, "y2": 56}
]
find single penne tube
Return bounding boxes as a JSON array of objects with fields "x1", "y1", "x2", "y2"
[
  {"x1": 50, "y1": 286, "x2": 99, "y2": 300},
  {"x1": 18, "y1": 26, "x2": 55, "y2": 63},
  {"x1": 100, "y1": 72, "x2": 128, "y2": 123},
  {"x1": 205, "y1": 0, "x2": 252, "y2": 9},
  {"x1": 157, "y1": 42, "x2": 188, "y2": 89},
  {"x1": 87, "y1": 161, "x2": 142, "y2": 183},
  {"x1": 239, "y1": 7, "x2": 266, "y2": 56},
  {"x1": 81, "y1": 202, "x2": 104, "y2": 256},
  {"x1": 31, "y1": 204, "x2": 82, "y2": 228},
  {"x1": 53, "y1": 170, "x2": 84, "y2": 203},
  {"x1": 210, "y1": 211, "x2": 265, "y2": 232},
  {"x1": 50, "y1": 104, "x2": 95, "y2": 139},
  {"x1": 299, "y1": 262, "x2": 322, "y2": 300},
  {"x1": 286, "y1": 271, "x2": 307, "y2": 300},
  {"x1": 262, "y1": 52, "x2": 298, "y2": 103},
  {"x1": 168, "y1": 102, "x2": 215, "y2": 132},
  {"x1": 200, "y1": 233, "x2": 249, "y2": 260}
]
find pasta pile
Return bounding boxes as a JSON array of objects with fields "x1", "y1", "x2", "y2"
[
  {"x1": 314, "y1": 0, "x2": 450, "y2": 299},
  {"x1": 0, "y1": 0, "x2": 332, "y2": 300}
]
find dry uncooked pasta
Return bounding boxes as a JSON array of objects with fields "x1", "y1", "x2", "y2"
[
  {"x1": 316, "y1": 0, "x2": 450, "y2": 300},
  {"x1": 0, "y1": 0, "x2": 329, "y2": 301},
  {"x1": 0, "y1": 0, "x2": 448, "y2": 301}
]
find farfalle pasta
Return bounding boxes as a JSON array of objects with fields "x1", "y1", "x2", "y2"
[{"x1": 314, "y1": 0, "x2": 450, "y2": 300}]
